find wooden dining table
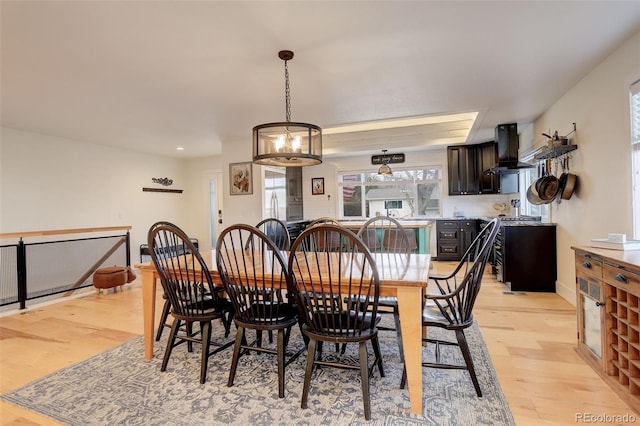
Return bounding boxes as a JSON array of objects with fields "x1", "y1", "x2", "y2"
[{"x1": 136, "y1": 250, "x2": 431, "y2": 415}]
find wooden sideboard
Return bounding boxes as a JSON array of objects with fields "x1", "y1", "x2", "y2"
[{"x1": 572, "y1": 246, "x2": 640, "y2": 413}]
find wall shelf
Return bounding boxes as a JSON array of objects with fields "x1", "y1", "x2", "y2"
[{"x1": 534, "y1": 144, "x2": 578, "y2": 160}]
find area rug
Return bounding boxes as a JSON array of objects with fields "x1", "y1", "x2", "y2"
[{"x1": 1, "y1": 316, "x2": 514, "y2": 425}]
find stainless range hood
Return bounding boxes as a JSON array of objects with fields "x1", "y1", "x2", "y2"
[{"x1": 487, "y1": 123, "x2": 534, "y2": 174}]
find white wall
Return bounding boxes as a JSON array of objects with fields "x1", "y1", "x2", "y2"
[
  {"x1": 532, "y1": 29, "x2": 640, "y2": 303},
  {"x1": 0, "y1": 127, "x2": 188, "y2": 258},
  {"x1": 215, "y1": 137, "x2": 263, "y2": 229}
]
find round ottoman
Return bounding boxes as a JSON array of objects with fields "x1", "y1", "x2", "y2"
[{"x1": 93, "y1": 266, "x2": 128, "y2": 294}]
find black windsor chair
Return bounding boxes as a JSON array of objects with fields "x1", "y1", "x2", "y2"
[
  {"x1": 400, "y1": 217, "x2": 500, "y2": 396},
  {"x1": 289, "y1": 223, "x2": 384, "y2": 420},
  {"x1": 147, "y1": 222, "x2": 234, "y2": 384},
  {"x1": 216, "y1": 224, "x2": 303, "y2": 398}
]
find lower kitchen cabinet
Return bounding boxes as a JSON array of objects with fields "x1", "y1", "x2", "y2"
[
  {"x1": 496, "y1": 224, "x2": 556, "y2": 292},
  {"x1": 572, "y1": 247, "x2": 640, "y2": 414},
  {"x1": 436, "y1": 219, "x2": 477, "y2": 261}
]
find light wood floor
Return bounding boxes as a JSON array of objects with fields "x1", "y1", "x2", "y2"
[{"x1": 0, "y1": 262, "x2": 635, "y2": 425}]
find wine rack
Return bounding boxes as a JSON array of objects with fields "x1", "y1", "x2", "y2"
[
  {"x1": 573, "y1": 247, "x2": 640, "y2": 414},
  {"x1": 608, "y1": 285, "x2": 640, "y2": 395}
]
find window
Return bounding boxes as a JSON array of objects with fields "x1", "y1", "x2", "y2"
[
  {"x1": 519, "y1": 153, "x2": 550, "y2": 221},
  {"x1": 338, "y1": 167, "x2": 441, "y2": 219},
  {"x1": 384, "y1": 200, "x2": 403, "y2": 209},
  {"x1": 631, "y1": 79, "x2": 640, "y2": 238}
]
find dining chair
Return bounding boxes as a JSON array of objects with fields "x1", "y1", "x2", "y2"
[
  {"x1": 400, "y1": 217, "x2": 500, "y2": 396},
  {"x1": 216, "y1": 224, "x2": 303, "y2": 398},
  {"x1": 148, "y1": 221, "x2": 208, "y2": 342},
  {"x1": 307, "y1": 217, "x2": 343, "y2": 251},
  {"x1": 289, "y1": 223, "x2": 384, "y2": 420},
  {"x1": 344, "y1": 216, "x2": 410, "y2": 361},
  {"x1": 147, "y1": 222, "x2": 234, "y2": 384},
  {"x1": 254, "y1": 217, "x2": 291, "y2": 345},
  {"x1": 256, "y1": 217, "x2": 291, "y2": 251}
]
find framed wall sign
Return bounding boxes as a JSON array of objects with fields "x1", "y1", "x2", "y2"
[
  {"x1": 312, "y1": 177, "x2": 325, "y2": 195},
  {"x1": 229, "y1": 162, "x2": 253, "y2": 195}
]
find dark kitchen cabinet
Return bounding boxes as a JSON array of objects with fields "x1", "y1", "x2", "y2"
[
  {"x1": 436, "y1": 219, "x2": 478, "y2": 261},
  {"x1": 478, "y1": 142, "x2": 499, "y2": 194},
  {"x1": 447, "y1": 146, "x2": 478, "y2": 195},
  {"x1": 448, "y1": 142, "x2": 518, "y2": 195},
  {"x1": 496, "y1": 224, "x2": 557, "y2": 292}
]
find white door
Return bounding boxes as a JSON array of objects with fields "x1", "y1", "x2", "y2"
[{"x1": 203, "y1": 170, "x2": 224, "y2": 249}]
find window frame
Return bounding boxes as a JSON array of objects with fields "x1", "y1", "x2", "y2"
[
  {"x1": 631, "y1": 79, "x2": 640, "y2": 238},
  {"x1": 337, "y1": 166, "x2": 442, "y2": 220}
]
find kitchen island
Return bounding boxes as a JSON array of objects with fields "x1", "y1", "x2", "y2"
[{"x1": 341, "y1": 219, "x2": 433, "y2": 254}]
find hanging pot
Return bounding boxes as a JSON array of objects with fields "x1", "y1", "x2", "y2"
[
  {"x1": 556, "y1": 157, "x2": 578, "y2": 200},
  {"x1": 560, "y1": 172, "x2": 577, "y2": 200},
  {"x1": 527, "y1": 183, "x2": 545, "y2": 205},
  {"x1": 527, "y1": 162, "x2": 545, "y2": 205},
  {"x1": 537, "y1": 159, "x2": 560, "y2": 203}
]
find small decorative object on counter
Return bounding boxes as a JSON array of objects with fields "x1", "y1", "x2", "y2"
[{"x1": 591, "y1": 233, "x2": 640, "y2": 251}]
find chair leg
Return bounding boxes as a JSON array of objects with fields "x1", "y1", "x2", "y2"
[
  {"x1": 223, "y1": 311, "x2": 233, "y2": 338},
  {"x1": 400, "y1": 364, "x2": 407, "y2": 389},
  {"x1": 256, "y1": 330, "x2": 263, "y2": 349},
  {"x1": 227, "y1": 326, "x2": 244, "y2": 387},
  {"x1": 277, "y1": 328, "x2": 286, "y2": 398},
  {"x1": 358, "y1": 341, "x2": 371, "y2": 421},
  {"x1": 200, "y1": 320, "x2": 212, "y2": 384},
  {"x1": 370, "y1": 336, "x2": 385, "y2": 378},
  {"x1": 456, "y1": 329, "x2": 482, "y2": 397},
  {"x1": 392, "y1": 306, "x2": 405, "y2": 362},
  {"x1": 301, "y1": 338, "x2": 317, "y2": 409},
  {"x1": 186, "y1": 322, "x2": 194, "y2": 352},
  {"x1": 155, "y1": 299, "x2": 171, "y2": 341},
  {"x1": 161, "y1": 318, "x2": 181, "y2": 372}
]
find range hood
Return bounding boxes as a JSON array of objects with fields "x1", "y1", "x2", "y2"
[{"x1": 487, "y1": 123, "x2": 534, "y2": 174}]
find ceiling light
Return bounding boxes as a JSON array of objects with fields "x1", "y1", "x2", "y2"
[
  {"x1": 253, "y1": 50, "x2": 322, "y2": 167},
  {"x1": 378, "y1": 149, "x2": 392, "y2": 175}
]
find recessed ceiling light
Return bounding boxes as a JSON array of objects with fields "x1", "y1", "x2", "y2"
[{"x1": 176, "y1": 147, "x2": 184, "y2": 151}]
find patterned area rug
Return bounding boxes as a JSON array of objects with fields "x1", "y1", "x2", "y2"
[{"x1": 1, "y1": 317, "x2": 514, "y2": 425}]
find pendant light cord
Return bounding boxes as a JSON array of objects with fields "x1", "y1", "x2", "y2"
[{"x1": 284, "y1": 59, "x2": 291, "y2": 123}]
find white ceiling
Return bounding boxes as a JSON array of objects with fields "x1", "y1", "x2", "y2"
[{"x1": 2, "y1": 1, "x2": 640, "y2": 159}]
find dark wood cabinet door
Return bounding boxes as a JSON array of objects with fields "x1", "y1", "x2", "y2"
[
  {"x1": 478, "y1": 142, "x2": 498, "y2": 194},
  {"x1": 447, "y1": 146, "x2": 478, "y2": 195},
  {"x1": 460, "y1": 220, "x2": 478, "y2": 253},
  {"x1": 436, "y1": 219, "x2": 478, "y2": 261}
]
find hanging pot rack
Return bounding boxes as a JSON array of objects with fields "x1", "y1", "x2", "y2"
[{"x1": 534, "y1": 122, "x2": 578, "y2": 161}]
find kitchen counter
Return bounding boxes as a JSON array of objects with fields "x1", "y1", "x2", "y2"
[
  {"x1": 340, "y1": 219, "x2": 433, "y2": 228},
  {"x1": 340, "y1": 219, "x2": 432, "y2": 254}
]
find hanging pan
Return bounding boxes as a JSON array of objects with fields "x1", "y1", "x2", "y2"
[
  {"x1": 537, "y1": 159, "x2": 560, "y2": 203},
  {"x1": 527, "y1": 162, "x2": 545, "y2": 205},
  {"x1": 558, "y1": 157, "x2": 578, "y2": 200}
]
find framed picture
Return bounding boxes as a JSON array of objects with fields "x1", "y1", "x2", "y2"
[
  {"x1": 229, "y1": 162, "x2": 253, "y2": 195},
  {"x1": 312, "y1": 177, "x2": 325, "y2": 195}
]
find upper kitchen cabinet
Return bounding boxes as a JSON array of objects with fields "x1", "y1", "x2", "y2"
[
  {"x1": 448, "y1": 142, "x2": 518, "y2": 195},
  {"x1": 447, "y1": 145, "x2": 479, "y2": 195},
  {"x1": 477, "y1": 142, "x2": 499, "y2": 194}
]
